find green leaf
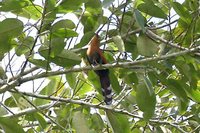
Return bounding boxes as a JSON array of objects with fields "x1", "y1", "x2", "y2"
[
  {"x1": 52, "y1": 28, "x2": 78, "y2": 38},
  {"x1": 120, "y1": 11, "x2": 136, "y2": 33},
  {"x1": 87, "y1": 71, "x2": 101, "y2": 94},
  {"x1": 28, "y1": 58, "x2": 51, "y2": 70},
  {"x1": 106, "y1": 110, "x2": 131, "y2": 133},
  {"x1": 66, "y1": 72, "x2": 77, "y2": 89},
  {"x1": 75, "y1": 32, "x2": 94, "y2": 48},
  {"x1": 119, "y1": 69, "x2": 138, "y2": 86},
  {"x1": 0, "y1": 0, "x2": 41, "y2": 20},
  {"x1": 112, "y1": 35, "x2": 125, "y2": 52},
  {"x1": 6, "y1": 93, "x2": 31, "y2": 109},
  {"x1": 52, "y1": 19, "x2": 76, "y2": 30},
  {"x1": 81, "y1": 13, "x2": 101, "y2": 33},
  {"x1": 143, "y1": 76, "x2": 155, "y2": 96},
  {"x1": 137, "y1": 34, "x2": 158, "y2": 56},
  {"x1": 41, "y1": 0, "x2": 56, "y2": 32},
  {"x1": 40, "y1": 77, "x2": 60, "y2": 96},
  {"x1": 39, "y1": 45, "x2": 81, "y2": 67},
  {"x1": 0, "y1": 37, "x2": 12, "y2": 59},
  {"x1": 20, "y1": 5, "x2": 42, "y2": 20},
  {"x1": 134, "y1": 9, "x2": 146, "y2": 32},
  {"x1": 72, "y1": 111, "x2": 90, "y2": 133},
  {"x1": 167, "y1": 79, "x2": 188, "y2": 103},
  {"x1": 25, "y1": 113, "x2": 37, "y2": 122},
  {"x1": 0, "y1": 117, "x2": 25, "y2": 133},
  {"x1": 25, "y1": 112, "x2": 47, "y2": 130},
  {"x1": 123, "y1": 35, "x2": 138, "y2": 58},
  {"x1": 34, "y1": 77, "x2": 65, "y2": 105},
  {"x1": 184, "y1": 87, "x2": 200, "y2": 102},
  {"x1": 4, "y1": 96, "x2": 17, "y2": 107},
  {"x1": 57, "y1": 0, "x2": 85, "y2": 13},
  {"x1": 0, "y1": 18, "x2": 23, "y2": 37},
  {"x1": 167, "y1": 79, "x2": 189, "y2": 114},
  {"x1": 91, "y1": 113, "x2": 104, "y2": 130},
  {"x1": 132, "y1": 128, "x2": 142, "y2": 133},
  {"x1": 0, "y1": 106, "x2": 8, "y2": 116},
  {"x1": 195, "y1": 17, "x2": 200, "y2": 33},
  {"x1": 175, "y1": 58, "x2": 199, "y2": 89},
  {"x1": 109, "y1": 70, "x2": 121, "y2": 94},
  {"x1": 0, "y1": 0, "x2": 30, "y2": 12},
  {"x1": 51, "y1": 20, "x2": 77, "y2": 38},
  {"x1": 136, "y1": 119, "x2": 147, "y2": 127},
  {"x1": 75, "y1": 79, "x2": 93, "y2": 96},
  {"x1": 17, "y1": 97, "x2": 32, "y2": 109},
  {"x1": 137, "y1": 2, "x2": 167, "y2": 19},
  {"x1": 178, "y1": 99, "x2": 188, "y2": 115},
  {"x1": 53, "y1": 50, "x2": 81, "y2": 67},
  {"x1": 0, "y1": 65, "x2": 6, "y2": 79},
  {"x1": 102, "y1": 0, "x2": 115, "y2": 8},
  {"x1": 171, "y1": 2, "x2": 192, "y2": 24},
  {"x1": 15, "y1": 36, "x2": 34, "y2": 56},
  {"x1": 136, "y1": 76, "x2": 156, "y2": 120},
  {"x1": 34, "y1": 113, "x2": 47, "y2": 130},
  {"x1": 81, "y1": 0, "x2": 103, "y2": 33},
  {"x1": 49, "y1": 38, "x2": 65, "y2": 57},
  {"x1": 85, "y1": 0, "x2": 102, "y2": 14},
  {"x1": 188, "y1": 0, "x2": 199, "y2": 11}
]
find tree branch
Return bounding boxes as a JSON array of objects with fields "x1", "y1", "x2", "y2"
[
  {"x1": 4, "y1": 101, "x2": 62, "y2": 118},
  {"x1": 6, "y1": 90, "x2": 188, "y2": 132},
  {"x1": 145, "y1": 29, "x2": 188, "y2": 50},
  {"x1": 0, "y1": 46, "x2": 199, "y2": 94},
  {"x1": 72, "y1": 21, "x2": 194, "y2": 56},
  {"x1": 7, "y1": 90, "x2": 143, "y2": 119},
  {"x1": 150, "y1": 120, "x2": 187, "y2": 133}
]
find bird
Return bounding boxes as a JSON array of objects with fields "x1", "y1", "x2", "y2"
[{"x1": 86, "y1": 34, "x2": 112, "y2": 105}]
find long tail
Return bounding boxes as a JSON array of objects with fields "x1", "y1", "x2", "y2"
[{"x1": 97, "y1": 69, "x2": 112, "y2": 105}]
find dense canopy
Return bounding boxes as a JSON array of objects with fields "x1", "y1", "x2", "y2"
[{"x1": 0, "y1": 0, "x2": 199, "y2": 132}]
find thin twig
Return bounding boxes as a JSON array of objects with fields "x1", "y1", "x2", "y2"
[
  {"x1": 3, "y1": 102, "x2": 61, "y2": 118},
  {"x1": 19, "y1": 0, "x2": 49, "y2": 75},
  {"x1": 150, "y1": 120, "x2": 187, "y2": 133},
  {"x1": 189, "y1": 125, "x2": 200, "y2": 133}
]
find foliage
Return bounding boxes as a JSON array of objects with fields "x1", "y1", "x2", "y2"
[{"x1": 0, "y1": 0, "x2": 200, "y2": 132}]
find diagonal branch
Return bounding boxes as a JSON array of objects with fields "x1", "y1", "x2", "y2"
[
  {"x1": 145, "y1": 29, "x2": 188, "y2": 50},
  {"x1": 0, "y1": 46, "x2": 199, "y2": 94},
  {"x1": 18, "y1": 45, "x2": 200, "y2": 82},
  {"x1": 4, "y1": 101, "x2": 62, "y2": 118},
  {"x1": 6, "y1": 90, "x2": 188, "y2": 132},
  {"x1": 72, "y1": 22, "x2": 194, "y2": 55},
  {"x1": 6, "y1": 90, "x2": 143, "y2": 119}
]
